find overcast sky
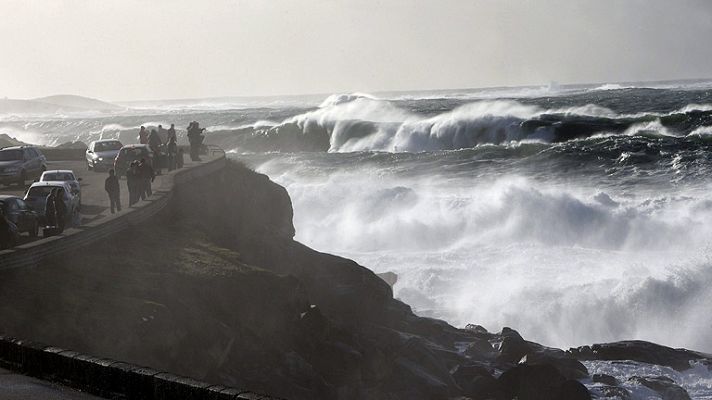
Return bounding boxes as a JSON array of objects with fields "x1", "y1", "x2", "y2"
[{"x1": 1, "y1": 0, "x2": 711, "y2": 101}]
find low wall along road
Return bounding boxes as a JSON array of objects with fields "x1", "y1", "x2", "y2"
[{"x1": 0, "y1": 148, "x2": 226, "y2": 270}]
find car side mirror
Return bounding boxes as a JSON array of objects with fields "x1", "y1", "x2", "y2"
[
  {"x1": 87, "y1": 150, "x2": 93, "y2": 154},
  {"x1": 77, "y1": 178, "x2": 83, "y2": 182}
]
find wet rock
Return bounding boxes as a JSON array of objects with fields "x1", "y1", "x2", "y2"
[
  {"x1": 450, "y1": 364, "x2": 505, "y2": 399},
  {"x1": 593, "y1": 373, "x2": 618, "y2": 386},
  {"x1": 464, "y1": 337, "x2": 497, "y2": 360},
  {"x1": 497, "y1": 327, "x2": 531, "y2": 364},
  {"x1": 598, "y1": 385, "x2": 632, "y2": 399},
  {"x1": 569, "y1": 340, "x2": 712, "y2": 371},
  {"x1": 465, "y1": 324, "x2": 489, "y2": 335},
  {"x1": 629, "y1": 376, "x2": 691, "y2": 400},
  {"x1": 558, "y1": 379, "x2": 591, "y2": 400}
]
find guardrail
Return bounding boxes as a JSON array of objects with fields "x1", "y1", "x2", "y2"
[
  {"x1": 0, "y1": 334, "x2": 273, "y2": 399},
  {"x1": 0, "y1": 153, "x2": 227, "y2": 271}
]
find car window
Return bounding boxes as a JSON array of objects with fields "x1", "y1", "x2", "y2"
[
  {"x1": 0, "y1": 149, "x2": 23, "y2": 161},
  {"x1": 16, "y1": 199, "x2": 28, "y2": 209},
  {"x1": 95, "y1": 141, "x2": 122, "y2": 152},
  {"x1": 27, "y1": 186, "x2": 54, "y2": 197},
  {"x1": 43, "y1": 173, "x2": 75, "y2": 181}
]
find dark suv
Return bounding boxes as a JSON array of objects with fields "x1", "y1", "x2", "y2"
[{"x1": 0, "y1": 146, "x2": 48, "y2": 186}]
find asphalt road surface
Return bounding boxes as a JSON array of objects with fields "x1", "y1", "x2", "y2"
[
  {"x1": 0, "y1": 155, "x2": 218, "y2": 246},
  {"x1": 0, "y1": 367, "x2": 101, "y2": 400}
]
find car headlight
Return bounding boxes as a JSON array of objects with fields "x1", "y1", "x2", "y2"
[{"x1": 97, "y1": 157, "x2": 104, "y2": 161}]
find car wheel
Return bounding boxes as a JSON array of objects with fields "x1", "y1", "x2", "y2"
[{"x1": 30, "y1": 221, "x2": 39, "y2": 238}]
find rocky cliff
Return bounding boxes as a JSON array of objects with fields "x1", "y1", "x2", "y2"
[{"x1": 0, "y1": 161, "x2": 709, "y2": 399}]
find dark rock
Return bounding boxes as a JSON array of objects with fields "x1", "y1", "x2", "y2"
[
  {"x1": 519, "y1": 349, "x2": 589, "y2": 380},
  {"x1": 598, "y1": 385, "x2": 632, "y2": 399},
  {"x1": 593, "y1": 373, "x2": 619, "y2": 386},
  {"x1": 450, "y1": 364, "x2": 504, "y2": 400},
  {"x1": 569, "y1": 340, "x2": 712, "y2": 371},
  {"x1": 464, "y1": 337, "x2": 497, "y2": 360},
  {"x1": 465, "y1": 324, "x2": 489, "y2": 335},
  {"x1": 498, "y1": 364, "x2": 564, "y2": 400},
  {"x1": 629, "y1": 376, "x2": 691, "y2": 400},
  {"x1": 498, "y1": 364, "x2": 591, "y2": 400},
  {"x1": 497, "y1": 327, "x2": 531, "y2": 364},
  {"x1": 557, "y1": 379, "x2": 591, "y2": 400}
]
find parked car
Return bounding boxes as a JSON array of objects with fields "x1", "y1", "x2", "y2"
[
  {"x1": 86, "y1": 139, "x2": 123, "y2": 171},
  {"x1": 0, "y1": 195, "x2": 39, "y2": 237},
  {"x1": 40, "y1": 170, "x2": 82, "y2": 206},
  {"x1": 23, "y1": 181, "x2": 80, "y2": 228},
  {"x1": 114, "y1": 144, "x2": 153, "y2": 177},
  {"x1": 0, "y1": 146, "x2": 47, "y2": 186}
]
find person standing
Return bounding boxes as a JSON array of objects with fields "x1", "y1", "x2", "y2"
[
  {"x1": 138, "y1": 126, "x2": 148, "y2": 144},
  {"x1": 104, "y1": 169, "x2": 121, "y2": 213},
  {"x1": 186, "y1": 121, "x2": 205, "y2": 161},
  {"x1": 148, "y1": 129, "x2": 163, "y2": 174},
  {"x1": 166, "y1": 123, "x2": 177, "y2": 143},
  {"x1": 167, "y1": 135, "x2": 178, "y2": 171},
  {"x1": 126, "y1": 161, "x2": 140, "y2": 206},
  {"x1": 139, "y1": 158, "x2": 154, "y2": 198},
  {"x1": 44, "y1": 188, "x2": 57, "y2": 228},
  {"x1": 54, "y1": 188, "x2": 67, "y2": 233}
]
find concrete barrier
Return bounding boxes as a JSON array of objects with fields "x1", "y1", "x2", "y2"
[
  {"x1": 0, "y1": 335, "x2": 274, "y2": 399},
  {"x1": 0, "y1": 153, "x2": 226, "y2": 270}
]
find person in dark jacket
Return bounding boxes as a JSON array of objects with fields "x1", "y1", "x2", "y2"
[
  {"x1": 45, "y1": 189, "x2": 57, "y2": 227},
  {"x1": 148, "y1": 129, "x2": 163, "y2": 175},
  {"x1": 138, "y1": 126, "x2": 148, "y2": 144},
  {"x1": 186, "y1": 121, "x2": 205, "y2": 161},
  {"x1": 166, "y1": 124, "x2": 177, "y2": 143},
  {"x1": 54, "y1": 188, "x2": 67, "y2": 233},
  {"x1": 105, "y1": 169, "x2": 121, "y2": 213},
  {"x1": 139, "y1": 158, "x2": 155, "y2": 198},
  {"x1": 126, "y1": 161, "x2": 140, "y2": 206},
  {"x1": 167, "y1": 135, "x2": 178, "y2": 171}
]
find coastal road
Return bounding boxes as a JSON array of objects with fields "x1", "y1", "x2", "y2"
[
  {"x1": 0, "y1": 367, "x2": 101, "y2": 400},
  {"x1": 0, "y1": 153, "x2": 222, "y2": 246}
]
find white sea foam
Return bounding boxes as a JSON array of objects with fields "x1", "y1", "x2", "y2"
[{"x1": 253, "y1": 155, "x2": 712, "y2": 352}]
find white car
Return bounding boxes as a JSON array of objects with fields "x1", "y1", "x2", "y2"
[
  {"x1": 40, "y1": 170, "x2": 82, "y2": 206},
  {"x1": 86, "y1": 139, "x2": 123, "y2": 171},
  {"x1": 24, "y1": 181, "x2": 81, "y2": 228}
]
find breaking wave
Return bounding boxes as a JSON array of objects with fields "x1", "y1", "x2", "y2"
[{"x1": 218, "y1": 94, "x2": 712, "y2": 153}]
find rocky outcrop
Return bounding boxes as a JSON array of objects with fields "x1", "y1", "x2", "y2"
[
  {"x1": 569, "y1": 340, "x2": 712, "y2": 371},
  {"x1": 0, "y1": 161, "x2": 597, "y2": 399}
]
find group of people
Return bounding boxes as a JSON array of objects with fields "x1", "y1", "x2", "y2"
[
  {"x1": 103, "y1": 121, "x2": 206, "y2": 214},
  {"x1": 137, "y1": 123, "x2": 185, "y2": 172},
  {"x1": 104, "y1": 158, "x2": 155, "y2": 213}
]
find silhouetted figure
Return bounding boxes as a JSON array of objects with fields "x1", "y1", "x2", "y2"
[
  {"x1": 45, "y1": 189, "x2": 57, "y2": 228},
  {"x1": 55, "y1": 188, "x2": 67, "y2": 233},
  {"x1": 148, "y1": 129, "x2": 163, "y2": 174},
  {"x1": 167, "y1": 135, "x2": 178, "y2": 171},
  {"x1": 138, "y1": 126, "x2": 148, "y2": 144},
  {"x1": 186, "y1": 121, "x2": 205, "y2": 161},
  {"x1": 105, "y1": 169, "x2": 121, "y2": 214},
  {"x1": 139, "y1": 158, "x2": 154, "y2": 198},
  {"x1": 166, "y1": 123, "x2": 177, "y2": 143},
  {"x1": 126, "y1": 161, "x2": 140, "y2": 206}
]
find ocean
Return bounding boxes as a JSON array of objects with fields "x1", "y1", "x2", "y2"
[{"x1": 4, "y1": 80, "x2": 712, "y2": 353}]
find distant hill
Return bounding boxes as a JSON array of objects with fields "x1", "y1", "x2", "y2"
[
  {"x1": 0, "y1": 133, "x2": 27, "y2": 148},
  {"x1": 0, "y1": 95, "x2": 124, "y2": 115},
  {"x1": 33, "y1": 95, "x2": 124, "y2": 112}
]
